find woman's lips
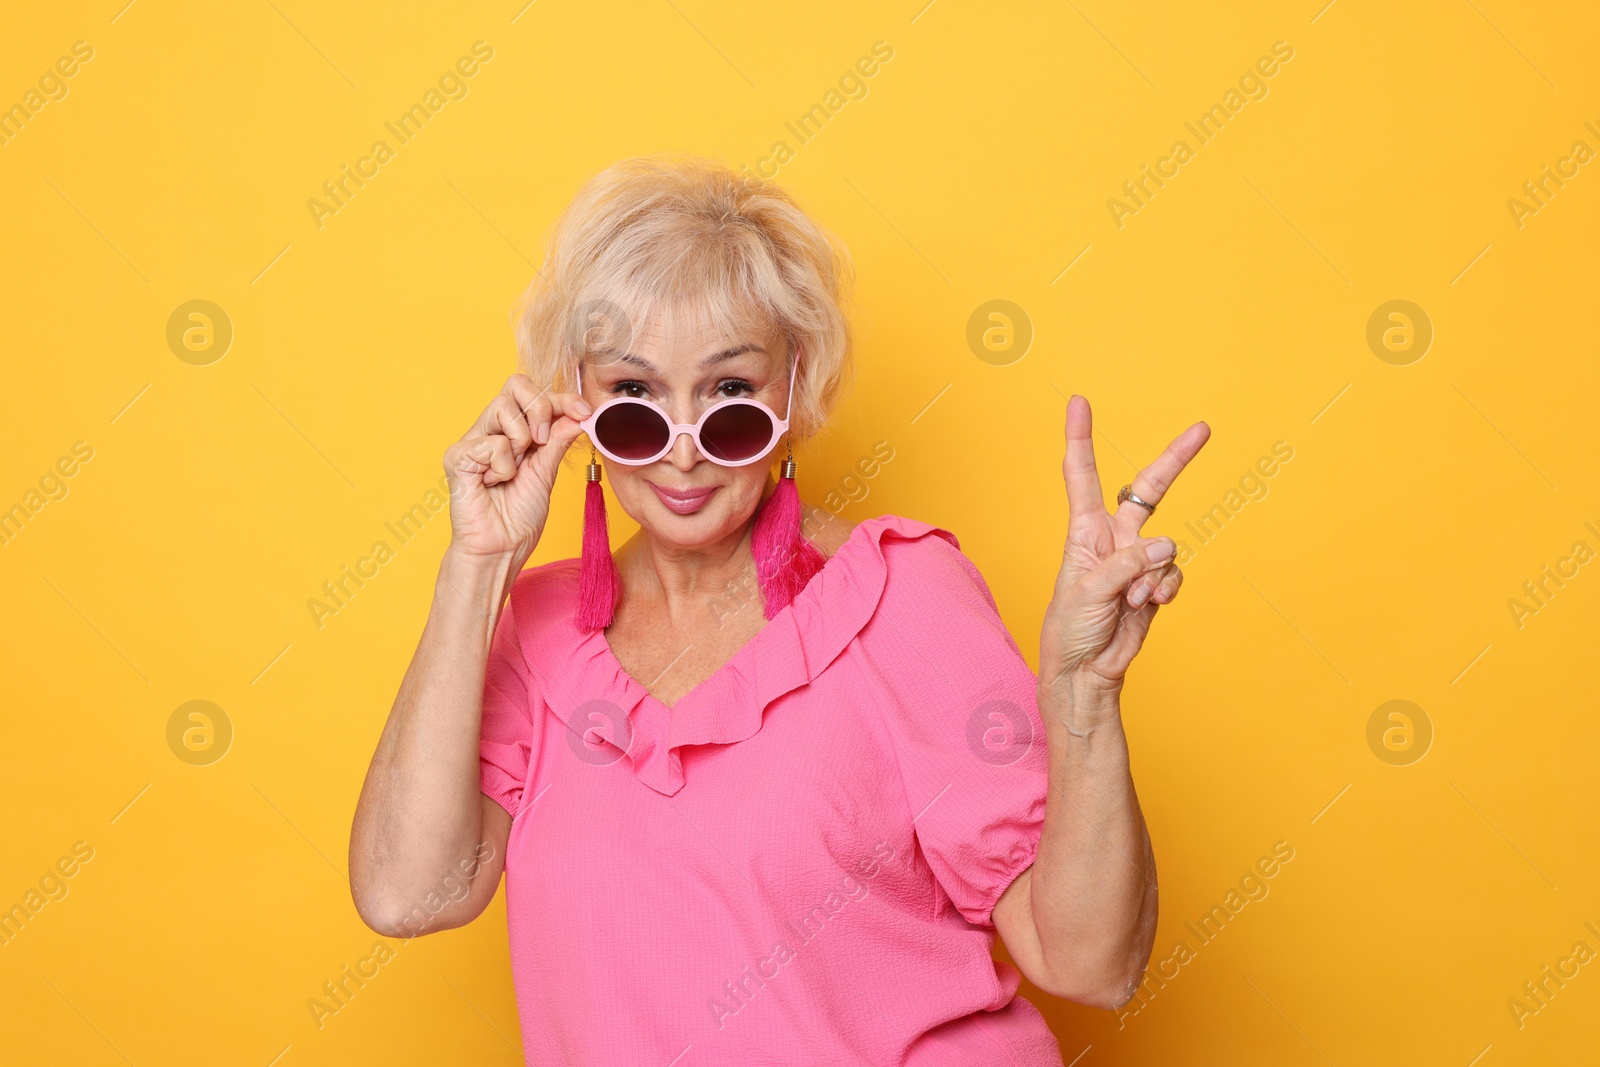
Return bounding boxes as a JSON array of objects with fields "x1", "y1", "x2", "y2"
[{"x1": 648, "y1": 482, "x2": 719, "y2": 515}]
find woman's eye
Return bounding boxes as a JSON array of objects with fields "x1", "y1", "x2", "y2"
[
  {"x1": 717, "y1": 379, "x2": 755, "y2": 398},
  {"x1": 614, "y1": 381, "x2": 649, "y2": 398}
]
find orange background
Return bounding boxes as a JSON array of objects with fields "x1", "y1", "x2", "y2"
[{"x1": 2, "y1": 1, "x2": 1597, "y2": 1064}]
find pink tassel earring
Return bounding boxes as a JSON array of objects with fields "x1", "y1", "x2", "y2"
[
  {"x1": 576, "y1": 447, "x2": 621, "y2": 631},
  {"x1": 751, "y1": 436, "x2": 826, "y2": 619}
]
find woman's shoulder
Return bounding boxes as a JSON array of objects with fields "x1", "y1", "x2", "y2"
[
  {"x1": 509, "y1": 554, "x2": 582, "y2": 595},
  {"x1": 805, "y1": 511, "x2": 987, "y2": 612},
  {"x1": 802, "y1": 505, "x2": 858, "y2": 559},
  {"x1": 500, "y1": 556, "x2": 583, "y2": 648},
  {"x1": 799, "y1": 513, "x2": 1020, "y2": 684},
  {"x1": 804, "y1": 507, "x2": 958, "y2": 558},
  {"x1": 826, "y1": 511, "x2": 964, "y2": 561}
]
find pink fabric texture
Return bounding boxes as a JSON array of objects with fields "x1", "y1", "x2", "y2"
[{"x1": 479, "y1": 515, "x2": 1063, "y2": 1065}]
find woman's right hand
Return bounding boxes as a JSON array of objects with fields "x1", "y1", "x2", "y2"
[{"x1": 441, "y1": 374, "x2": 593, "y2": 564}]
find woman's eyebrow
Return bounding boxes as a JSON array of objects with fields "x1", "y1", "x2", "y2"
[
  {"x1": 607, "y1": 353, "x2": 657, "y2": 372},
  {"x1": 698, "y1": 343, "x2": 766, "y2": 368}
]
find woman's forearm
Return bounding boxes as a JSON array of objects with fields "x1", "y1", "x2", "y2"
[
  {"x1": 1029, "y1": 677, "x2": 1159, "y2": 1008},
  {"x1": 349, "y1": 547, "x2": 518, "y2": 934}
]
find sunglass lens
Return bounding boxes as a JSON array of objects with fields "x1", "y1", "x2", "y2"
[
  {"x1": 595, "y1": 404, "x2": 670, "y2": 461},
  {"x1": 700, "y1": 404, "x2": 774, "y2": 463}
]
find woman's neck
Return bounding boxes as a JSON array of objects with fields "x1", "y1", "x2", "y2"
[{"x1": 615, "y1": 516, "x2": 758, "y2": 622}]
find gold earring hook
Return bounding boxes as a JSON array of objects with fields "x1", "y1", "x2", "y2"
[{"x1": 781, "y1": 435, "x2": 796, "y2": 479}]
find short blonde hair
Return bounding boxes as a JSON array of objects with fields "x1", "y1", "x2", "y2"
[{"x1": 513, "y1": 154, "x2": 854, "y2": 441}]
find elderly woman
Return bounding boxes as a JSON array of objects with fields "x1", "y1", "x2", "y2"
[{"x1": 350, "y1": 155, "x2": 1208, "y2": 1065}]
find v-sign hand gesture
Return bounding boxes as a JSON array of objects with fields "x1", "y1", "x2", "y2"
[{"x1": 1039, "y1": 395, "x2": 1211, "y2": 708}]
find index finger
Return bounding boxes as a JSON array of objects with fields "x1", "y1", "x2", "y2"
[
  {"x1": 503, "y1": 377, "x2": 592, "y2": 446},
  {"x1": 1115, "y1": 419, "x2": 1211, "y2": 535},
  {"x1": 1063, "y1": 394, "x2": 1107, "y2": 521}
]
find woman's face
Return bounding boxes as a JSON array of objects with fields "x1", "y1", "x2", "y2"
[{"x1": 577, "y1": 312, "x2": 792, "y2": 554}]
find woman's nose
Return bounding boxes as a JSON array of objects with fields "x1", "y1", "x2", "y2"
[{"x1": 667, "y1": 426, "x2": 703, "y2": 470}]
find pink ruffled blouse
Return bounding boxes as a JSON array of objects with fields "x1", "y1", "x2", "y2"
[{"x1": 478, "y1": 515, "x2": 1064, "y2": 1065}]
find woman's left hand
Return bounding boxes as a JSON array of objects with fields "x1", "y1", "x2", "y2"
[{"x1": 1039, "y1": 395, "x2": 1210, "y2": 703}]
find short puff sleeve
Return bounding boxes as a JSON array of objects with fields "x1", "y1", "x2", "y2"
[
  {"x1": 478, "y1": 568, "x2": 549, "y2": 818},
  {"x1": 858, "y1": 529, "x2": 1049, "y2": 927}
]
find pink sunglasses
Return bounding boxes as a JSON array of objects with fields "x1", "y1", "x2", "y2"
[{"x1": 575, "y1": 358, "x2": 797, "y2": 467}]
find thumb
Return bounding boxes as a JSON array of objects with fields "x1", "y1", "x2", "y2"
[
  {"x1": 527, "y1": 414, "x2": 587, "y2": 477},
  {"x1": 1081, "y1": 537, "x2": 1175, "y2": 602},
  {"x1": 547, "y1": 412, "x2": 587, "y2": 455}
]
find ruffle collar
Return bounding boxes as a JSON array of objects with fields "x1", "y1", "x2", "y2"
[{"x1": 542, "y1": 514, "x2": 958, "y2": 796}]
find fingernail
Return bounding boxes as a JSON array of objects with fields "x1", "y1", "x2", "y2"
[
  {"x1": 1129, "y1": 582, "x2": 1151, "y2": 607},
  {"x1": 575, "y1": 400, "x2": 593, "y2": 417},
  {"x1": 1146, "y1": 539, "x2": 1173, "y2": 563},
  {"x1": 537, "y1": 422, "x2": 550, "y2": 444}
]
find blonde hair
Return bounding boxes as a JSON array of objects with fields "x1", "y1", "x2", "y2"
[{"x1": 513, "y1": 154, "x2": 854, "y2": 441}]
